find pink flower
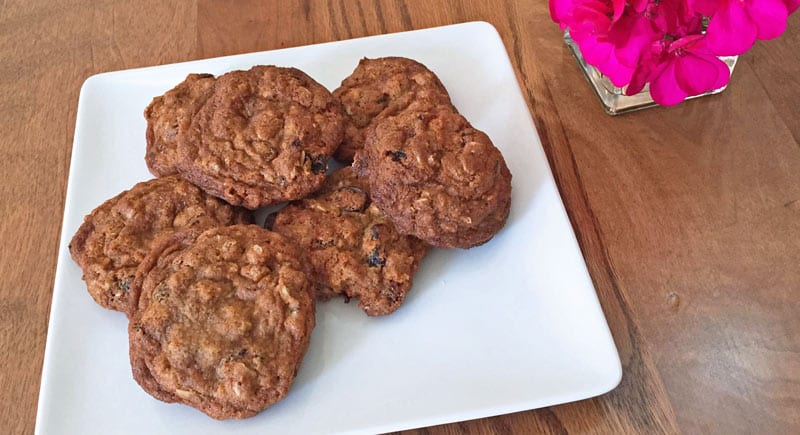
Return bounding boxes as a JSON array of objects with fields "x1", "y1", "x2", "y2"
[
  {"x1": 691, "y1": 0, "x2": 798, "y2": 15},
  {"x1": 556, "y1": 0, "x2": 662, "y2": 86},
  {"x1": 704, "y1": 0, "x2": 790, "y2": 55},
  {"x1": 553, "y1": 0, "x2": 635, "y2": 85},
  {"x1": 607, "y1": 5, "x2": 661, "y2": 68},
  {"x1": 657, "y1": 0, "x2": 705, "y2": 35},
  {"x1": 626, "y1": 35, "x2": 730, "y2": 105},
  {"x1": 688, "y1": 0, "x2": 723, "y2": 15},
  {"x1": 547, "y1": 0, "x2": 796, "y2": 107},
  {"x1": 549, "y1": 0, "x2": 575, "y2": 29},
  {"x1": 574, "y1": 35, "x2": 636, "y2": 86},
  {"x1": 550, "y1": 0, "x2": 626, "y2": 27}
]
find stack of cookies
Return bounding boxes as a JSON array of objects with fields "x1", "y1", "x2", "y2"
[
  {"x1": 69, "y1": 58, "x2": 512, "y2": 420},
  {"x1": 337, "y1": 58, "x2": 512, "y2": 249}
]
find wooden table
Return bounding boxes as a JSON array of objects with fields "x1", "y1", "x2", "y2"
[{"x1": 2, "y1": 1, "x2": 798, "y2": 433}]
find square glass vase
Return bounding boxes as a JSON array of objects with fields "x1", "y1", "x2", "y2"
[{"x1": 564, "y1": 31, "x2": 738, "y2": 115}]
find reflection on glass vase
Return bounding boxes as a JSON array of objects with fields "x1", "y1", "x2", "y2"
[{"x1": 563, "y1": 31, "x2": 738, "y2": 115}]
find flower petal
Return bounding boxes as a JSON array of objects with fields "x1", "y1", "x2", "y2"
[
  {"x1": 705, "y1": 0, "x2": 757, "y2": 55},
  {"x1": 693, "y1": 38, "x2": 733, "y2": 89},
  {"x1": 626, "y1": 42, "x2": 668, "y2": 96},
  {"x1": 572, "y1": 4, "x2": 613, "y2": 35},
  {"x1": 631, "y1": 0, "x2": 650, "y2": 12},
  {"x1": 578, "y1": 37, "x2": 613, "y2": 67},
  {"x1": 549, "y1": 0, "x2": 573, "y2": 24},
  {"x1": 674, "y1": 52, "x2": 727, "y2": 95},
  {"x1": 658, "y1": 0, "x2": 703, "y2": 35},
  {"x1": 611, "y1": 15, "x2": 659, "y2": 67},
  {"x1": 626, "y1": 67, "x2": 649, "y2": 96},
  {"x1": 690, "y1": 0, "x2": 723, "y2": 15},
  {"x1": 650, "y1": 61, "x2": 689, "y2": 106},
  {"x1": 612, "y1": 0, "x2": 626, "y2": 22},
  {"x1": 748, "y1": 0, "x2": 789, "y2": 40},
  {"x1": 785, "y1": 0, "x2": 800, "y2": 14},
  {"x1": 598, "y1": 50, "x2": 635, "y2": 86}
]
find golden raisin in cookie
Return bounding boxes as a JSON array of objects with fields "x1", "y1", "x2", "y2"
[
  {"x1": 128, "y1": 225, "x2": 315, "y2": 420},
  {"x1": 176, "y1": 65, "x2": 346, "y2": 209},
  {"x1": 144, "y1": 73, "x2": 216, "y2": 177},
  {"x1": 332, "y1": 57, "x2": 451, "y2": 163},
  {"x1": 353, "y1": 100, "x2": 512, "y2": 249},
  {"x1": 68, "y1": 176, "x2": 252, "y2": 314},
  {"x1": 270, "y1": 167, "x2": 428, "y2": 316}
]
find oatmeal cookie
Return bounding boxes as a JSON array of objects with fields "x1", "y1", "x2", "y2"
[
  {"x1": 353, "y1": 101, "x2": 512, "y2": 248},
  {"x1": 270, "y1": 167, "x2": 428, "y2": 316},
  {"x1": 128, "y1": 225, "x2": 315, "y2": 420},
  {"x1": 144, "y1": 73, "x2": 216, "y2": 177},
  {"x1": 332, "y1": 57, "x2": 451, "y2": 163},
  {"x1": 68, "y1": 176, "x2": 252, "y2": 314},
  {"x1": 177, "y1": 65, "x2": 345, "y2": 209}
]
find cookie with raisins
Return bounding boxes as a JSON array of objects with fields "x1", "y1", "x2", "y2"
[
  {"x1": 176, "y1": 66, "x2": 345, "y2": 209},
  {"x1": 353, "y1": 100, "x2": 512, "y2": 249},
  {"x1": 332, "y1": 57, "x2": 451, "y2": 163},
  {"x1": 128, "y1": 225, "x2": 315, "y2": 419},
  {"x1": 69, "y1": 176, "x2": 252, "y2": 314},
  {"x1": 144, "y1": 73, "x2": 217, "y2": 177},
  {"x1": 270, "y1": 167, "x2": 428, "y2": 316}
]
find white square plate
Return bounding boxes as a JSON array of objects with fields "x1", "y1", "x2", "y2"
[{"x1": 36, "y1": 21, "x2": 620, "y2": 435}]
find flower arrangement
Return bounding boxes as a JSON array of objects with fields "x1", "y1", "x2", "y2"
[{"x1": 550, "y1": 0, "x2": 799, "y2": 105}]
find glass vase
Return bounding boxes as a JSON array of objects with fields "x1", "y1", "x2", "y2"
[{"x1": 564, "y1": 31, "x2": 738, "y2": 115}]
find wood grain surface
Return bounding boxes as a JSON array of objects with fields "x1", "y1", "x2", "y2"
[{"x1": 1, "y1": 1, "x2": 798, "y2": 434}]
